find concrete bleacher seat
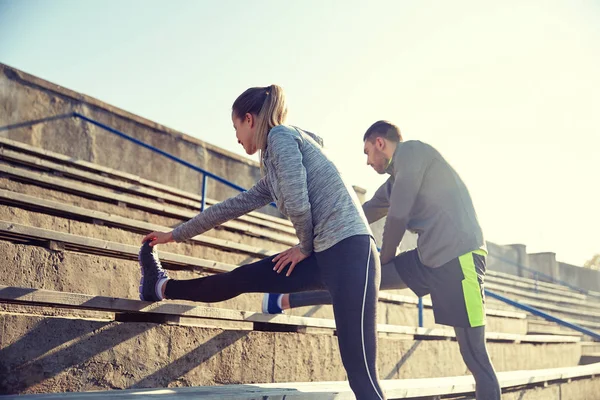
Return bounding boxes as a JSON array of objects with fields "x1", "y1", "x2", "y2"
[
  {"x1": 0, "y1": 133, "x2": 599, "y2": 399},
  {"x1": 2, "y1": 363, "x2": 600, "y2": 399}
]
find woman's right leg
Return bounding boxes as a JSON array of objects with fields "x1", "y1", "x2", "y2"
[
  {"x1": 165, "y1": 252, "x2": 325, "y2": 302},
  {"x1": 139, "y1": 242, "x2": 326, "y2": 303},
  {"x1": 316, "y1": 235, "x2": 386, "y2": 400},
  {"x1": 285, "y1": 258, "x2": 410, "y2": 309}
]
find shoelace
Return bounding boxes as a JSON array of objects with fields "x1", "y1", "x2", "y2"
[{"x1": 149, "y1": 249, "x2": 169, "y2": 280}]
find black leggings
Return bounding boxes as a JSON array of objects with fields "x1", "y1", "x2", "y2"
[
  {"x1": 165, "y1": 235, "x2": 386, "y2": 400},
  {"x1": 289, "y1": 262, "x2": 501, "y2": 400}
]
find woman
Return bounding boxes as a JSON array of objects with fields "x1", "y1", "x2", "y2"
[{"x1": 138, "y1": 85, "x2": 386, "y2": 400}]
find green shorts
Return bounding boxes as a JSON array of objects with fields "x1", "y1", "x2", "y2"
[{"x1": 393, "y1": 249, "x2": 487, "y2": 328}]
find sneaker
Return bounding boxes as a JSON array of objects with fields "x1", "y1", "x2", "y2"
[
  {"x1": 262, "y1": 293, "x2": 284, "y2": 314},
  {"x1": 138, "y1": 241, "x2": 170, "y2": 301}
]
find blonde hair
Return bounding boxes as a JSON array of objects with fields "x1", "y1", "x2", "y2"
[{"x1": 232, "y1": 85, "x2": 288, "y2": 170}]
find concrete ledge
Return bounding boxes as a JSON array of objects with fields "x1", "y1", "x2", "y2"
[
  {"x1": 486, "y1": 272, "x2": 590, "y2": 301},
  {"x1": 515, "y1": 296, "x2": 600, "y2": 321},
  {"x1": 0, "y1": 63, "x2": 261, "y2": 169},
  {"x1": 0, "y1": 152, "x2": 296, "y2": 236},
  {"x1": 582, "y1": 342, "x2": 600, "y2": 354},
  {"x1": 0, "y1": 221, "x2": 532, "y2": 324},
  {"x1": 0, "y1": 188, "x2": 273, "y2": 259},
  {"x1": 488, "y1": 269, "x2": 600, "y2": 299},
  {"x1": 1, "y1": 363, "x2": 598, "y2": 399},
  {"x1": 486, "y1": 281, "x2": 600, "y2": 311},
  {"x1": 0, "y1": 136, "x2": 292, "y2": 227},
  {"x1": 0, "y1": 285, "x2": 580, "y2": 344},
  {"x1": 0, "y1": 164, "x2": 297, "y2": 246},
  {"x1": 527, "y1": 319, "x2": 583, "y2": 337},
  {"x1": 0, "y1": 220, "x2": 236, "y2": 273}
]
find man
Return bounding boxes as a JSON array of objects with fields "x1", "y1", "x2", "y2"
[{"x1": 263, "y1": 120, "x2": 502, "y2": 400}]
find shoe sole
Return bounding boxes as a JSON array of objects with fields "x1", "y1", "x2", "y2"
[{"x1": 261, "y1": 293, "x2": 270, "y2": 313}]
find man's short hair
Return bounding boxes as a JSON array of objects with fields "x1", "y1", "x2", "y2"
[{"x1": 363, "y1": 120, "x2": 402, "y2": 143}]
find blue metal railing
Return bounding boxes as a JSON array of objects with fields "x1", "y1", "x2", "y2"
[
  {"x1": 72, "y1": 112, "x2": 275, "y2": 211},
  {"x1": 486, "y1": 289, "x2": 600, "y2": 340}
]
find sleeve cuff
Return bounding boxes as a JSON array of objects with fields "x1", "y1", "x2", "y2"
[{"x1": 299, "y1": 244, "x2": 313, "y2": 256}]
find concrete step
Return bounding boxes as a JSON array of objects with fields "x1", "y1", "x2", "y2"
[
  {"x1": 527, "y1": 319, "x2": 583, "y2": 337},
  {"x1": 0, "y1": 286, "x2": 571, "y2": 344},
  {"x1": 0, "y1": 193, "x2": 528, "y2": 333},
  {"x1": 0, "y1": 287, "x2": 582, "y2": 395},
  {"x1": 4, "y1": 141, "x2": 595, "y2": 324},
  {"x1": 0, "y1": 194, "x2": 593, "y2": 332},
  {"x1": 0, "y1": 175, "x2": 288, "y2": 252},
  {"x1": 4, "y1": 136, "x2": 598, "y2": 307},
  {"x1": 582, "y1": 342, "x2": 600, "y2": 354},
  {"x1": 487, "y1": 269, "x2": 600, "y2": 301},
  {"x1": 0, "y1": 161, "x2": 298, "y2": 247},
  {"x1": 0, "y1": 200, "x2": 267, "y2": 266},
  {"x1": 485, "y1": 281, "x2": 600, "y2": 312},
  {"x1": 2, "y1": 363, "x2": 599, "y2": 399},
  {"x1": 0, "y1": 235, "x2": 525, "y2": 333},
  {"x1": 512, "y1": 295, "x2": 600, "y2": 324},
  {"x1": 0, "y1": 136, "x2": 293, "y2": 229}
]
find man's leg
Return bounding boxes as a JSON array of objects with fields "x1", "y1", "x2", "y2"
[
  {"x1": 454, "y1": 326, "x2": 501, "y2": 400},
  {"x1": 271, "y1": 252, "x2": 413, "y2": 312}
]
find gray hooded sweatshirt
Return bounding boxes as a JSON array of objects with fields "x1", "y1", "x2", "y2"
[
  {"x1": 363, "y1": 140, "x2": 486, "y2": 267},
  {"x1": 172, "y1": 125, "x2": 371, "y2": 254}
]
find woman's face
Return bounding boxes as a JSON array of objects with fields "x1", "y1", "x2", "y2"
[{"x1": 232, "y1": 112, "x2": 258, "y2": 155}]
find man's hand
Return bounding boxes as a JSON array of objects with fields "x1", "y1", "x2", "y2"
[{"x1": 272, "y1": 245, "x2": 310, "y2": 277}]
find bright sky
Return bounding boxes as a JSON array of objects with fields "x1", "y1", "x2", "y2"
[{"x1": 1, "y1": 0, "x2": 598, "y2": 266}]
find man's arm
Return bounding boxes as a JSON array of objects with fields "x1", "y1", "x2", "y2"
[
  {"x1": 362, "y1": 177, "x2": 393, "y2": 224},
  {"x1": 379, "y1": 142, "x2": 431, "y2": 264}
]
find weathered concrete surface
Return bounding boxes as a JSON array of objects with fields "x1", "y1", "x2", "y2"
[
  {"x1": 0, "y1": 239, "x2": 527, "y2": 331},
  {"x1": 0, "y1": 204, "x2": 265, "y2": 266},
  {"x1": 559, "y1": 378, "x2": 600, "y2": 400},
  {"x1": 485, "y1": 377, "x2": 600, "y2": 400},
  {"x1": 0, "y1": 177, "x2": 289, "y2": 252},
  {"x1": 0, "y1": 312, "x2": 581, "y2": 395},
  {"x1": 498, "y1": 377, "x2": 600, "y2": 400},
  {"x1": 0, "y1": 63, "x2": 279, "y2": 217},
  {"x1": 288, "y1": 301, "x2": 527, "y2": 335},
  {"x1": 558, "y1": 260, "x2": 600, "y2": 295},
  {"x1": 0, "y1": 240, "x2": 264, "y2": 315}
]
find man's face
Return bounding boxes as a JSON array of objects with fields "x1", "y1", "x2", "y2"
[{"x1": 363, "y1": 137, "x2": 388, "y2": 174}]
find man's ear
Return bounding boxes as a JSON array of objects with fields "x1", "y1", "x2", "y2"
[{"x1": 375, "y1": 136, "x2": 386, "y2": 151}]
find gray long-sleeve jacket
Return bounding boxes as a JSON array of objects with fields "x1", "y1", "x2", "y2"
[
  {"x1": 363, "y1": 140, "x2": 485, "y2": 267},
  {"x1": 172, "y1": 125, "x2": 371, "y2": 254}
]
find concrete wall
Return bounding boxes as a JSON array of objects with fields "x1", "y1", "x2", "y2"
[
  {"x1": 558, "y1": 261, "x2": 600, "y2": 293},
  {"x1": 487, "y1": 244, "x2": 600, "y2": 293},
  {"x1": 0, "y1": 63, "x2": 278, "y2": 216}
]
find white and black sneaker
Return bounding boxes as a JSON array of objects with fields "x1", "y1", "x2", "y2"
[{"x1": 138, "y1": 241, "x2": 170, "y2": 302}]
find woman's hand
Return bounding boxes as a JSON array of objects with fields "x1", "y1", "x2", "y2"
[
  {"x1": 142, "y1": 231, "x2": 174, "y2": 247},
  {"x1": 272, "y1": 245, "x2": 310, "y2": 277}
]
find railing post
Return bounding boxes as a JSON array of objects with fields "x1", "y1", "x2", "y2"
[
  {"x1": 418, "y1": 297, "x2": 423, "y2": 328},
  {"x1": 201, "y1": 174, "x2": 207, "y2": 212}
]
